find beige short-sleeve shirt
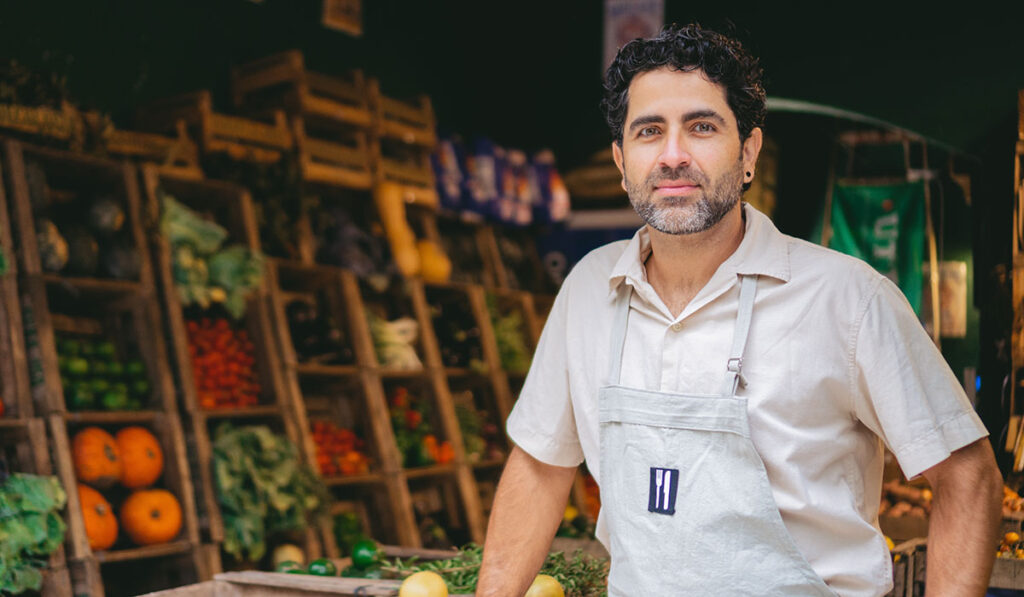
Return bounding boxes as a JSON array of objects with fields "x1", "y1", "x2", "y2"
[{"x1": 506, "y1": 203, "x2": 987, "y2": 597}]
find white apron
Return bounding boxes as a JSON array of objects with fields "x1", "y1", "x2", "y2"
[{"x1": 598, "y1": 275, "x2": 836, "y2": 596}]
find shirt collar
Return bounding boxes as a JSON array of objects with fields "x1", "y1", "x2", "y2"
[{"x1": 608, "y1": 202, "x2": 791, "y2": 294}]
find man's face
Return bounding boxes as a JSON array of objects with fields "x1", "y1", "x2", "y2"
[{"x1": 612, "y1": 67, "x2": 762, "y2": 235}]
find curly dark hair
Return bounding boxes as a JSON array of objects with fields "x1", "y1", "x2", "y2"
[{"x1": 601, "y1": 23, "x2": 766, "y2": 145}]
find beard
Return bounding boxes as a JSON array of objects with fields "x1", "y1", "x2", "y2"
[{"x1": 625, "y1": 159, "x2": 744, "y2": 235}]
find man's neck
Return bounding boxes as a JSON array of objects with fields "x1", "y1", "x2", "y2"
[{"x1": 644, "y1": 203, "x2": 746, "y2": 318}]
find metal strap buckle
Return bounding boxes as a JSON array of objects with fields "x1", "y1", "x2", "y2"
[{"x1": 727, "y1": 357, "x2": 743, "y2": 373}]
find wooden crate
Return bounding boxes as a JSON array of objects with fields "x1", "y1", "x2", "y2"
[
  {"x1": 140, "y1": 165, "x2": 318, "y2": 566},
  {"x1": 84, "y1": 112, "x2": 203, "y2": 181},
  {"x1": 137, "y1": 91, "x2": 292, "y2": 165},
  {"x1": 0, "y1": 418, "x2": 74, "y2": 597},
  {"x1": 291, "y1": 118, "x2": 373, "y2": 190},
  {"x1": 264, "y1": 259, "x2": 419, "y2": 550},
  {"x1": 367, "y1": 79, "x2": 438, "y2": 210},
  {"x1": 0, "y1": 150, "x2": 31, "y2": 419},
  {"x1": 0, "y1": 101, "x2": 82, "y2": 149},
  {"x1": 231, "y1": 51, "x2": 372, "y2": 130}
]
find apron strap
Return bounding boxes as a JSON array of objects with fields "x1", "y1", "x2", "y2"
[
  {"x1": 607, "y1": 284, "x2": 633, "y2": 385},
  {"x1": 721, "y1": 274, "x2": 759, "y2": 397}
]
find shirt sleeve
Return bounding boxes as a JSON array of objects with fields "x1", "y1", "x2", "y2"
[
  {"x1": 850, "y1": 277, "x2": 988, "y2": 480},
  {"x1": 505, "y1": 279, "x2": 585, "y2": 468}
]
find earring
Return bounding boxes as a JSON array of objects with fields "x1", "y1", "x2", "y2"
[{"x1": 745, "y1": 171, "x2": 752, "y2": 180}]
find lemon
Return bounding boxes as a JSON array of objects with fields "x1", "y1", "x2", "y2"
[
  {"x1": 525, "y1": 574, "x2": 565, "y2": 597},
  {"x1": 1006, "y1": 532, "x2": 1021, "y2": 545},
  {"x1": 563, "y1": 505, "x2": 579, "y2": 523},
  {"x1": 399, "y1": 571, "x2": 448, "y2": 597}
]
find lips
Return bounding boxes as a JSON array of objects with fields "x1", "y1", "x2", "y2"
[{"x1": 654, "y1": 181, "x2": 700, "y2": 193}]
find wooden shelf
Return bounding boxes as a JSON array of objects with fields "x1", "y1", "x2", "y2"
[
  {"x1": 379, "y1": 367, "x2": 429, "y2": 380},
  {"x1": 195, "y1": 405, "x2": 282, "y2": 420},
  {"x1": 40, "y1": 274, "x2": 143, "y2": 296},
  {"x1": 63, "y1": 410, "x2": 160, "y2": 424},
  {"x1": 322, "y1": 472, "x2": 385, "y2": 487},
  {"x1": 93, "y1": 540, "x2": 193, "y2": 564},
  {"x1": 403, "y1": 463, "x2": 456, "y2": 480},
  {"x1": 294, "y1": 362, "x2": 360, "y2": 377}
]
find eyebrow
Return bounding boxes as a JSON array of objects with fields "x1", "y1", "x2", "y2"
[{"x1": 626, "y1": 110, "x2": 728, "y2": 135}]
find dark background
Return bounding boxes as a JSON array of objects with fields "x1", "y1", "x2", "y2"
[{"x1": 3, "y1": 0, "x2": 1023, "y2": 462}]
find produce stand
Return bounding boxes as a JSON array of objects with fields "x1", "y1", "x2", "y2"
[
  {"x1": 0, "y1": 418, "x2": 74, "y2": 596},
  {"x1": 2, "y1": 139, "x2": 206, "y2": 596},
  {"x1": 139, "y1": 165, "x2": 318, "y2": 571}
]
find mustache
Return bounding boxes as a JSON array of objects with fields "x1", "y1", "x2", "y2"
[{"x1": 646, "y1": 165, "x2": 708, "y2": 186}]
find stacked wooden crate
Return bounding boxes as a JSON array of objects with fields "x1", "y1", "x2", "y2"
[
  {"x1": 0, "y1": 141, "x2": 74, "y2": 597},
  {"x1": 2, "y1": 140, "x2": 205, "y2": 596}
]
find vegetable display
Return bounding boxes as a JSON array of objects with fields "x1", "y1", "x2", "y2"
[
  {"x1": 78, "y1": 483, "x2": 117, "y2": 551},
  {"x1": 427, "y1": 293, "x2": 484, "y2": 371},
  {"x1": 452, "y1": 390, "x2": 502, "y2": 463},
  {"x1": 71, "y1": 427, "x2": 121, "y2": 487},
  {"x1": 311, "y1": 421, "x2": 370, "y2": 477},
  {"x1": 388, "y1": 387, "x2": 453, "y2": 468},
  {"x1": 58, "y1": 334, "x2": 150, "y2": 411},
  {"x1": 332, "y1": 511, "x2": 371, "y2": 557},
  {"x1": 486, "y1": 295, "x2": 531, "y2": 374},
  {"x1": 160, "y1": 191, "x2": 264, "y2": 319},
  {"x1": 369, "y1": 314, "x2": 423, "y2": 371},
  {"x1": 212, "y1": 424, "x2": 326, "y2": 562},
  {"x1": 383, "y1": 544, "x2": 607, "y2": 597},
  {"x1": 119, "y1": 489, "x2": 182, "y2": 546},
  {"x1": 286, "y1": 298, "x2": 354, "y2": 365},
  {"x1": 0, "y1": 473, "x2": 67, "y2": 594},
  {"x1": 114, "y1": 427, "x2": 164, "y2": 489},
  {"x1": 187, "y1": 317, "x2": 260, "y2": 410}
]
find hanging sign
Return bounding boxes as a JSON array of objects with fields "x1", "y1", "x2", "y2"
[
  {"x1": 827, "y1": 180, "x2": 926, "y2": 313},
  {"x1": 603, "y1": 0, "x2": 664, "y2": 71}
]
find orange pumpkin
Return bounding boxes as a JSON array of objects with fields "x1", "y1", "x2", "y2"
[
  {"x1": 115, "y1": 426, "x2": 164, "y2": 488},
  {"x1": 78, "y1": 483, "x2": 118, "y2": 551},
  {"x1": 72, "y1": 427, "x2": 122, "y2": 487},
  {"x1": 119, "y1": 489, "x2": 182, "y2": 546}
]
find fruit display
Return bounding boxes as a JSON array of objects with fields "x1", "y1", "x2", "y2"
[
  {"x1": 311, "y1": 421, "x2": 371, "y2": 477},
  {"x1": 78, "y1": 483, "x2": 118, "y2": 551},
  {"x1": 115, "y1": 427, "x2": 165, "y2": 489},
  {"x1": 427, "y1": 292, "x2": 484, "y2": 371},
  {"x1": 28, "y1": 169, "x2": 142, "y2": 280},
  {"x1": 384, "y1": 544, "x2": 606, "y2": 596},
  {"x1": 998, "y1": 531, "x2": 1024, "y2": 559},
  {"x1": 72, "y1": 427, "x2": 122, "y2": 487},
  {"x1": 878, "y1": 478, "x2": 931, "y2": 520},
  {"x1": 186, "y1": 316, "x2": 261, "y2": 409},
  {"x1": 57, "y1": 333, "x2": 151, "y2": 411},
  {"x1": 452, "y1": 390, "x2": 503, "y2": 463},
  {"x1": 0, "y1": 473, "x2": 67, "y2": 594},
  {"x1": 389, "y1": 387, "x2": 454, "y2": 468},
  {"x1": 211, "y1": 424, "x2": 326, "y2": 562},
  {"x1": 119, "y1": 489, "x2": 183, "y2": 546},
  {"x1": 487, "y1": 295, "x2": 531, "y2": 374},
  {"x1": 160, "y1": 190, "x2": 264, "y2": 319},
  {"x1": 1004, "y1": 485, "x2": 1024, "y2": 517},
  {"x1": 286, "y1": 298, "x2": 354, "y2": 365}
]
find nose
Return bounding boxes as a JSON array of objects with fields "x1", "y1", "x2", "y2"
[{"x1": 657, "y1": 132, "x2": 692, "y2": 170}]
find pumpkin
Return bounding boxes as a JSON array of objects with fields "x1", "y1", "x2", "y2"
[
  {"x1": 72, "y1": 427, "x2": 121, "y2": 487},
  {"x1": 78, "y1": 483, "x2": 118, "y2": 551},
  {"x1": 115, "y1": 426, "x2": 164, "y2": 488},
  {"x1": 119, "y1": 489, "x2": 182, "y2": 546}
]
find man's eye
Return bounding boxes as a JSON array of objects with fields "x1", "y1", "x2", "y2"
[
  {"x1": 693, "y1": 122, "x2": 716, "y2": 133},
  {"x1": 638, "y1": 126, "x2": 659, "y2": 137}
]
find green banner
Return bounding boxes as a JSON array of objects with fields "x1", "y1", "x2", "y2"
[{"x1": 828, "y1": 181, "x2": 926, "y2": 313}]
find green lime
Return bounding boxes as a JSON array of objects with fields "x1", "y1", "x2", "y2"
[
  {"x1": 96, "y1": 341, "x2": 116, "y2": 358},
  {"x1": 100, "y1": 390, "x2": 129, "y2": 411},
  {"x1": 66, "y1": 357, "x2": 89, "y2": 376},
  {"x1": 66, "y1": 386, "x2": 95, "y2": 411},
  {"x1": 351, "y1": 539, "x2": 378, "y2": 570},
  {"x1": 125, "y1": 360, "x2": 145, "y2": 378},
  {"x1": 275, "y1": 560, "x2": 303, "y2": 574},
  {"x1": 307, "y1": 558, "x2": 337, "y2": 576}
]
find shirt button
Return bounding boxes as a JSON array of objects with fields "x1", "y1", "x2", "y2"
[{"x1": 671, "y1": 322, "x2": 683, "y2": 332}]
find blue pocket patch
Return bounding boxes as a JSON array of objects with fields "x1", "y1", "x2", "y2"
[{"x1": 648, "y1": 467, "x2": 678, "y2": 515}]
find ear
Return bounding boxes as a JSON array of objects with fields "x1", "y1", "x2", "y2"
[
  {"x1": 611, "y1": 141, "x2": 627, "y2": 192},
  {"x1": 741, "y1": 128, "x2": 764, "y2": 180}
]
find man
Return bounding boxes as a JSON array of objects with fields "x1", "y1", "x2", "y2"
[{"x1": 477, "y1": 24, "x2": 1002, "y2": 597}]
